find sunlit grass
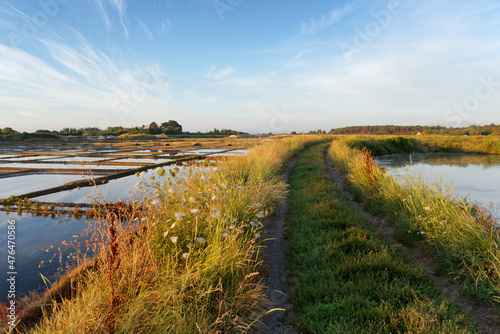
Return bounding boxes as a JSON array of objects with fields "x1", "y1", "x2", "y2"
[
  {"x1": 329, "y1": 139, "x2": 500, "y2": 305},
  {"x1": 12, "y1": 135, "x2": 327, "y2": 333},
  {"x1": 288, "y1": 143, "x2": 482, "y2": 333}
]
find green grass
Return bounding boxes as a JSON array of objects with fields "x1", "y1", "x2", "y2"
[
  {"x1": 346, "y1": 135, "x2": 500, "y2": 156},
  {"x1": 288, "y1": 143, "x2": 483, "y2": 333},
  {"x1": 329, "y1": 139, "x2": 500, "y2": 306},
  {"x1": 8, "y1": 135, "x2": 327, "y2": 333}
]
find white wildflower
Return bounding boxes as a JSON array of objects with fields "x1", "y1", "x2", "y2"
[
  {"x1": 189, "y1": 196, "x2": 196, "y2": 203},
  {"x1": 256, "y1": 211, "x2": 265, "y2": 218},
  {"x1": 211, "y1": 209, "x2": 221, "y2": 218},
  {"x1": 211, "y1": 195, "x2": 217, "y2": 200},
  {"x1": 190, "y1": 208, "x2": 199, "y2": 214},
  {"x1": 163, "y1": 231, "x2": 169, "y2": 237},
  {"x1": 255, "y1": 233, "x2": 261, "y2": 238},
  {"x1": 182, "y1": 252, "x2": 189, "y2": 259},
  {"x1": 222, "y1": 232, "x2": 229, "y2": 238},
  {"x1": 170, "y1": 236, "x2": 178, "y2": 243},
  {"x1": 174, "y1": 212, "x2": 185, "y2": 221},
  {"x1": 250, "y1": 221, "x2": 256, "y2": 227},
  {"x1": 212, "y1": 167, "x2": 219, "y2": 172},
  {"x1": 171, "y1": 222, "x2": 176, "y2": 229},
  {"x1": 423, "y1": 206, "x2": 432, "y2": 211},
  {"x1": 187, "y1": 243, "x2": 192, "y2": 249},
  {"x1": 196, "y1": 237, "x2": 206, "y2": 244}
]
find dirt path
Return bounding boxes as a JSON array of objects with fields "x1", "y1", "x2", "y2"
[
  {"x1": 325, "y1": 153, "x2": 500, "y2": 334},
  {"x1": 254, "y1": 157, "x2": 298, "y2": 334}
]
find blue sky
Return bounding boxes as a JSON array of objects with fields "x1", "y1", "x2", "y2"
[{"x1": 1, "y1": 0, "x2": 500, "y2": 133}]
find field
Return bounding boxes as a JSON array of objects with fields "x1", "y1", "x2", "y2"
[{"x1": 1, "y1": 134, "x2": 500, "y2": 333}]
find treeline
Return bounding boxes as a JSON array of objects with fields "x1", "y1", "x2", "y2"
[
  {"x1": 329, "y1": 124, "x2": 500, "y2": 136},
  {"x1": 2, "y1": 120, "x2": 246, "y2": 141}
]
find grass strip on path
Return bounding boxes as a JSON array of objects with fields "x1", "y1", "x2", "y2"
[{"x1": 288, "y1": 143, "x2": 483, "y2": 333}]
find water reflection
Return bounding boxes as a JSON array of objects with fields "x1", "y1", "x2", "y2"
[
  {"x1": 377, "y1": 153, "x2": 500, "y2": 206},
  {"x1": 0, "y1": 211, "x2": 91, "y2": 302}
]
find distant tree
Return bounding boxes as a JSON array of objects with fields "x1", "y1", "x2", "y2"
[
  {"x1": 2, "y1": 127, "x2": 18, "y2": 135},
  {"x1": 160, "y1": 120, "x2": 183, "y2": 134},
  {"x1": 149, "y1": 122, "x2": 161, "y2": 134},
  {"x1": 290, "y1": 131, "x2": 297, "y2": 135}
]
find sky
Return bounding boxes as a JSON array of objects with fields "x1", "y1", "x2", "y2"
[{"x1": 1, "y1": 0, "x2": 500, "y2": 133}]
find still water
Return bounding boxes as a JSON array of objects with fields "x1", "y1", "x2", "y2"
[
  {"x1": 0, "y1": 211, "x2": 91, "y2": 302},
  {"x1": 376, "y1": 153, "x2": 500, "y2": 207}
]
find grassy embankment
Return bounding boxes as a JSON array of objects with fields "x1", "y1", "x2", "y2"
[
  {"x1": 345, "y1": 135, "x2": 500, "y2": 155},
  {"x1": 7, "y1": 135, "x2": 327, "y2": 333},
  {"x1": 329, "y1": 137, "x2": 500, "y2": 306},
  {"x1": 288, "y1": 143, "x2": 482, "y2": 333}
]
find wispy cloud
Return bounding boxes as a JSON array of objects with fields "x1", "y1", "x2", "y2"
[
  {"x1": 206, "y1": 66, "x2": 234, "y2": 80},
  {"x1": 88, "y1": 0, "x2": 128, "y2": 37},
  {"x1": 296, "y1": 2, "x2": 355, "y2": 37},
  {"x1": 159, "y1": 19, "x2": 172, "y2": 34},
  {"x1": 89, "y1": 0, "x2": 111, "y2": 30},
  {"x1": 138, "y1": 19, "x2": 153, "y2": 40},
  {"x1": 286, "y1": 50, "x2": 314, "y2": 67}
]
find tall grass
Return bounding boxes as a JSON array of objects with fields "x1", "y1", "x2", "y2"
[
  {"x1": 10, "y1": 135, "x2": 327, "y2": 333},
  {"x1": 329, "y1": 140, "x2": 500, "y2": 304}
]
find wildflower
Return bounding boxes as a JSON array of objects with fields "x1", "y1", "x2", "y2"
[
  {"x1": 171, "y1": 222, "x2": 176, "y2": 229},
  {"x1": 163, "y1": 231, "x2": 169, "y2": 237},
  {"x1": 250, "y1": 221, "x2": 256, "y2": 227},
  {"x1": 211, "y1": 209, "x2": 221, "y2": 218},
  {"x1": 174, "y1": 212, "x2": 185, "y2": 221},
  {"x1": 211, "y1": 195, "x2": 217, "y2": 200},
  {"x1": 212, "y1": 167, "x2": 219, "y2": 172},
  {"x1": 255, "y1": 233, "x2": 261, "y2": 238},
  {"x1": 201, "y1": 175, "x2": 207, "y2": 181},
  {"x1": 222, "y1": 232, "x2": 229, "y2": 238},
  {"x1": 258, "y1": 221, "x2": 263, "y2": 227},
  {"x1": 141, "y1": 217, "x2": 147, "y2": 222},
  {"x1": 168, "y1": 188, "x2": 175, "y2": 195},
  {"x1": 170, "y1": 236, "x2": 178, "y2": 243},
  {"x1": 190, "y1": 208, "x2": 199, "y2": 214},
  {"x1": 256, "y1": 211, "x2": 265, "y2": 218},
  {"x1": 182, "y1": 253, "x2": 189, "y2": 259},
  {"x1": 189, "y1": 196, "x2": 196, "y2": 203},
  {"x1": 152, "y1": 199, "x2": 159, "y2": 205},
  {"x1": 408, "y1": 230, "x2": 411, "y2": 233},
  {"x1": 187, "y1": 243, "x2": 192, "y2": 249},
  {"x1": 402, "y1": 199, "x2": 406, "y2": 202},
  {"x1": 423, "y1": 206, "x2": 432, "y2": 211},
  {"x1": 229, "y1": 225, "x2": 235, "y2": 229},
  {"x1": 196, "y1": 237, "x2": 206, "y2": 244}
]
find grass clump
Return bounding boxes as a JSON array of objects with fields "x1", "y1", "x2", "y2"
[
  {"x1": 12, "y1": 135, "x2": 325, "y2": 333},
  {"x1": 288, "y1": 144, "x2": 483, "y2": 333},
  {"x1": 329, "y1": 139, "x2": 500, "y2": 305}
]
